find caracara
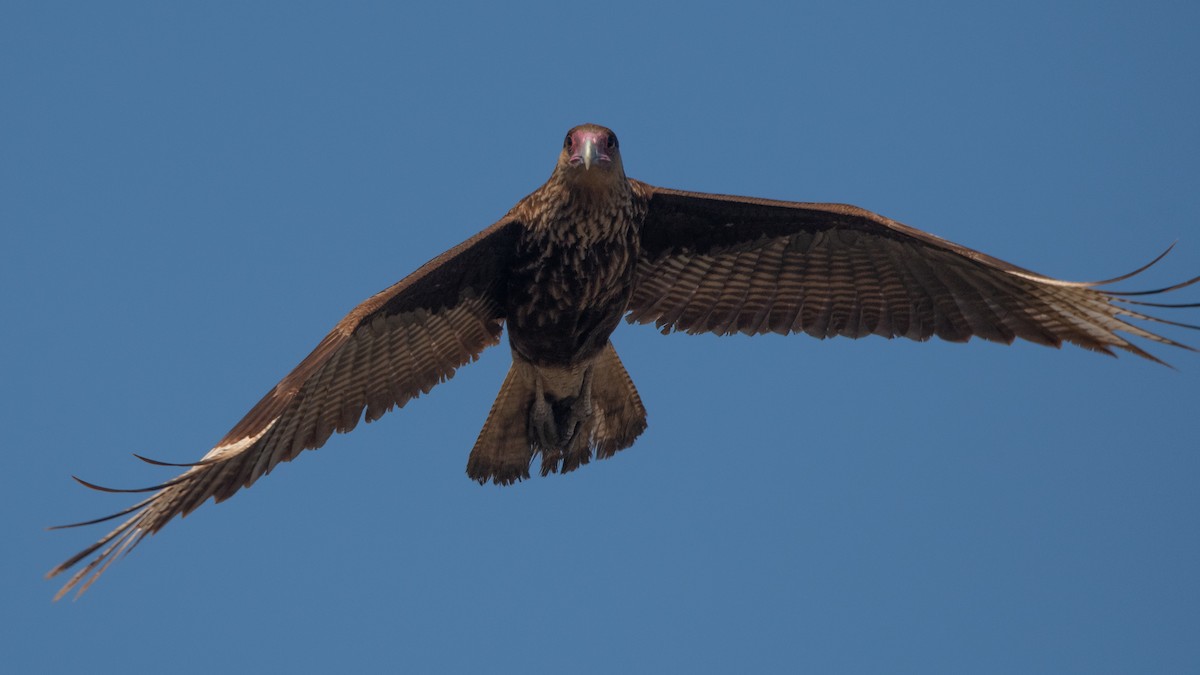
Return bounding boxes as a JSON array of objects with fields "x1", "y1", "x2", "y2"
[{"x1": 49, "y1": 123, "x2": 1199, "y2": 599}]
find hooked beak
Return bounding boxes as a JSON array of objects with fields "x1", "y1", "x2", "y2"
[{"x1": 581, "y1": 136, "x2": 596, "y2": 170}]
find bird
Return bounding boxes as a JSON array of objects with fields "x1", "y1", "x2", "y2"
[{"x1": 48, "y1": 123, "x2": 1200, "y2": 600}]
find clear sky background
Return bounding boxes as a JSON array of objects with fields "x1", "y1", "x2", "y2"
[{"x1": 4, "y1": 2, "x2": 1199, "y2": 673}]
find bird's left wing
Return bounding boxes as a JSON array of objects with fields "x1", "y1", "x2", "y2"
[
  {"x1": 628, "y1": 182, "x2": 1198, "y2": 359},
  {"x1": 48, "y1": 217, "x2": 523, "y2": 599}
]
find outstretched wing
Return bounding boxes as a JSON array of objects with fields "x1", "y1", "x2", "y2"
[
  {"x1": 628, "y1": 183, "x2": 1199, "y2": 360},
  {"x1": 48, "y1": 217, "x2": 523, "y2": 599}
]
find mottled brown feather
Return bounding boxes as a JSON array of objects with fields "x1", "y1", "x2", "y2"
[
  {"x1": 628, "y1": 185, "x2": 1197, "y2": 360},
  {"x1": 48, "y1": 218, "x2": 521, "y2": 599}
]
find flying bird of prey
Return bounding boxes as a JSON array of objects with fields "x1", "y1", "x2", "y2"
[{"x1": 49, "y1": 123, "x2": 1199, "y2": 599}]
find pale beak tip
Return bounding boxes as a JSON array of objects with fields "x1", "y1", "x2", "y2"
[{"x1": 582, "y1": 138, "x2": 595, "y2": 170}]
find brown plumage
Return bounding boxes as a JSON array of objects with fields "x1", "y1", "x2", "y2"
[{"x1": 48, "y1": 123, "x2": 1199, "y2": 599}]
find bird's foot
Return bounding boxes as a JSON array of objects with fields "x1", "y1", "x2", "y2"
[
  {"x1": 559, "y1": 367, "x2": 595, "y2": 473},
  {"x1": 531, "y1": 366, "x2": 596, "y2": 475},
  {"x1": 529, "y1": 375, "x2": 559, "y2": 449}
]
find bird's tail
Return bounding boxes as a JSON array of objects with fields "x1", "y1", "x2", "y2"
[
  {"x1": 567, "y1": 344, "x2": 648, "y2": 470},
  {"x1": 466, "y1": 343, "x2": 647, "y2": 485}
]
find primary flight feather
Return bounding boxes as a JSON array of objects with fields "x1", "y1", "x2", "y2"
[{"x1": 49, "y1": 124, "x2": 1200, "y2": 599}]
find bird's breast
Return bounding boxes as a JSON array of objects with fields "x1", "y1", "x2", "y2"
[{"x1": 506, "y1": 199, "x2": 643, "y2": 366}]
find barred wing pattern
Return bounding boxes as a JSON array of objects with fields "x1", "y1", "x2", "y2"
[
  {"x1": 629, "y1": 186, "x2": 1199, "y2": 360},
  {"x1": 48, "y1": 218, "x2": 522, "y2": 599}
]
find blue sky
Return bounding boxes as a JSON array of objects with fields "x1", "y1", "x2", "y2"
[{"x1": 4, "y1": 2, "x2": 1199, "y2": 673}]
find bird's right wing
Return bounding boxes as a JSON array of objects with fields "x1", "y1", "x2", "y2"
[{"x1": 48, "y1": 217, "x2": 523, "y2": 599}]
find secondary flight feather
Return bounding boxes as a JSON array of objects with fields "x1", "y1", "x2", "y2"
[{"x1": 49, "y1": 124, "x2": 1200, "y2": 599}]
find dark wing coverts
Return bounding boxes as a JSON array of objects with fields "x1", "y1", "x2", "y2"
[
  {"x1": 48, "y1": 218, "x2": 522, "y2": 599},
  {"x1": 629, "y1": 184, "x2": 1198, "y2": 361}
]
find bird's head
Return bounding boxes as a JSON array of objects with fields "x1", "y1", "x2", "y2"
[{"x1": 557, "y1": 124, "x2": 625, "y2": 185}]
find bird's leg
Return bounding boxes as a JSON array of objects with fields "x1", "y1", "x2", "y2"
[
  {"x1": 564, "y1": 362, "x2": 597, "y2": 446},
  {"x1": 529, "y1": 372, "x2": 560, "y2": 456},
  {"x1": 556, "y1": 365, "x2": 597, "y2": 474}
]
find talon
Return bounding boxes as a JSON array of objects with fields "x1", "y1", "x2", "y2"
[
  {"x1": 529, "y1": 373, "x2": 558, "y2": 449},
  {"x1": 561, "y1": 366, "x2": 595, "y2": 447}
]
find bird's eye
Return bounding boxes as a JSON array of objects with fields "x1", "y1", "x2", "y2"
[
  {"x1": 607, "y1": 135, "x2": 618, "y2": 149},
  {"x1": 564, "y1": 134, "x2": 573, "y2": 149}
]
